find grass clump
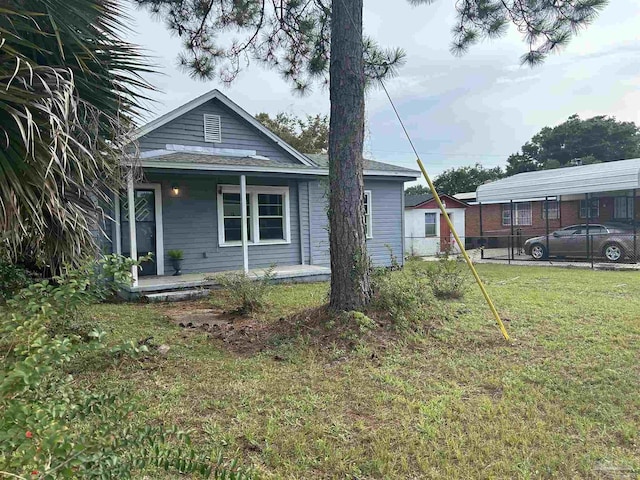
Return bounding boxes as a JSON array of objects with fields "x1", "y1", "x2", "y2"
[
  {"x1": 424, "y1": 253, "x2": 471, "y2": 299},
  {"x1": 212, "y1": 265, "x2": 276, "y2": 314}
]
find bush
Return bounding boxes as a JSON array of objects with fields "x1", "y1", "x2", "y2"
[
  {"x1": 0, "y1": 258, "x2": 251, "y2": 479},
  {"x1": 212, "y1": 265, "x2": 276, "y2": 314},
  {"x1": 371, "y1": 268, "x2": 437, "y2": 329},
  {"x1": 0, "y1": 261, "x2": 37, "y2": 302},
  {"x1": 425, "y1": 253, "x2": 471, "y2": 300}
]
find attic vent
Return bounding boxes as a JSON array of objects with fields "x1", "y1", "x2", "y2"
[{"x1": 203, "y1": 114, "x2": 222, "y2": 143}]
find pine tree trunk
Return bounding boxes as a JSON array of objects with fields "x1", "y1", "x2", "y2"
[{"x1": 328, "y1": 0, "x2": 371, "y2": 311}]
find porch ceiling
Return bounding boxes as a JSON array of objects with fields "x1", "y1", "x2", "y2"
[{"x1": 476, "y1": 158, "x2": 640, "y2": 203}]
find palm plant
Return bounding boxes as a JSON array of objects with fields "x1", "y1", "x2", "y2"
[{"x1": 0, "y1": 0, "x2": 151, "y2": 272}]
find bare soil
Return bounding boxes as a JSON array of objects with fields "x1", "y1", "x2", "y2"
[{"x1": 157, "y1": 300, "x2": 402, "y2": 356}]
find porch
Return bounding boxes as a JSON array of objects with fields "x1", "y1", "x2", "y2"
[{"x1": 123, "y1": 264, "x2": 331, "y2": 298}]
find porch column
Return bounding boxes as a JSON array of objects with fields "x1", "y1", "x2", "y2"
[
  {"x1": 127, "y1": 172, "x2": 138, "y2": 286},
  {"x1": 240, "y1": 175, "x2": 249, "y2": 273}
]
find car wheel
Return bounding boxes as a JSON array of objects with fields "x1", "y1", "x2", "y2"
[
  {"x1": 530, "y1": 243, "x2": 547, "y2": 260},
  {"x1": 603, "y1": 243, "x2": 625, "y2": 262}
]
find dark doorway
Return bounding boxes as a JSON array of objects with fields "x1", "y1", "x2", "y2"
[{"x1": 121, "y1": 189, "x2": 157, "y2": 276}]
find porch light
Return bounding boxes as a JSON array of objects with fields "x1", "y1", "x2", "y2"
[{"x1": 171, "y1": 184, "x2": 180, "y2": 196}]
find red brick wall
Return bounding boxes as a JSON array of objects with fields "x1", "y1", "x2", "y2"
[{"x1": 465, "y1": 196, "x2": 638, "y2": 244}]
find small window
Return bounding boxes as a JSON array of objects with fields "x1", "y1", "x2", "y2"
[
  {"x1": 203, "y1": 114, "x2": 222, "y2": 143},
  {"x1": 425, "y1": 213, "x2": 437, "y2": 237},
  {"x1": 579, "y1": 199, "x2": 599, "y2": 219},
  {"x1": 502, "y1": 202, "x2": 532, "y2": 226},
  {"x1": 221, "y1": 193, "x2": 251, "y2": 243},
  {"x1": 258, "y1": 193, "x2": 285, "y2": 241},
  {"x1": 614, "y1": 197, "x2": 634, "y2": 219},
  {"x1": 541, "y1": 200, "x2": 559, "y2": 220},
  {"x1": 364, "y1": 191, "x2": 373, "y2": 238}
]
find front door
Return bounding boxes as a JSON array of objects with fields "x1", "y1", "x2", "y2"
[
  {"x1": 440, "y1": 213, "x2": 452, "y2": 253},
  {"x1": 121, "y1": 189, "x2": 157, "y2": 276}
]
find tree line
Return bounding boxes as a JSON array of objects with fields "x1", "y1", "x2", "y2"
[{"x1": 407, "y1": 114, "x2": 640, "y2": 197}]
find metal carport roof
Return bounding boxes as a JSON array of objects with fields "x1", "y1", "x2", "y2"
[{"x1": 476, "y1": 158, "x2": 640, "y2": 203}]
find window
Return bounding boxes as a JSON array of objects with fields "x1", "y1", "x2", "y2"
[
  {"x1": 614, "y1": 196, "x2": 634, "y2": 219},
  {"x1": 541, "y1": 200, "x2": 559, "y2": 220},
  {"x1": 364, "y1": 190, "x2": 373, "y2": 238},
  {"x1": 258, "y1": 193, "x2": 284, "y2": 240},
  {"x1": 221, "y1": 193, "x2": 251, "y2": 242},
  {"x1": 203, "y1": 114, "x2": 222, "y2": 142},
  {"x1": 425, "y1": 213, "x2": 437, "y2": 237},
  {"x1": 502, "y1": 202, "x2": 532, "y2": 226},
  {"x1": 579, "y1": 199, "x2": 599, "y2": 219},
  {"x1": 217, "y1": 185, "x2": 290, "y2": 245}
]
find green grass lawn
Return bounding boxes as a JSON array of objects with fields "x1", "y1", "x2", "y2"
[{"x1": 83, "y1": 264, "x2": 640, "y2": 479}]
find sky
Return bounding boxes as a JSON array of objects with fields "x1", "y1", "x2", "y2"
[{"x1": 126, "y1": 0, "x2": 640, "y2": 187}]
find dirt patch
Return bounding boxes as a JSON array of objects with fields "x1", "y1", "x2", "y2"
[{"x1": 157, "y1": 300, "x2": 403, "y2": 356}]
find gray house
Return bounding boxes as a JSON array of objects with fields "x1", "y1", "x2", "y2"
[{"x1": 107, "y1": 89, "x2": 418, "y2": 293}]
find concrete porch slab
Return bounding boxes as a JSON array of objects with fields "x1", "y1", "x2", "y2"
[{"x1": 124, "y1": 264, "x2": 331, "y2": 295}]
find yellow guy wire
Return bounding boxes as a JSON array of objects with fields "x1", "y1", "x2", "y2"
[
  {"x1": 379, "y1": 82, "x2": 510, "y2": 342},
  {"x1": 415, "y1": 159, "x2": 510, "y2": 341}
]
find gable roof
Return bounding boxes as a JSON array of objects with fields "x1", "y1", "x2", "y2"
[
  {"x1": 476, "y1": 157, "x2": 640, "y2": 203},
  {"x1": 405, "y1": 192, "x2": 468, "y2": 208},
  {"x1": 133, "y1": 89, "x2": 315, "y2": 167}
]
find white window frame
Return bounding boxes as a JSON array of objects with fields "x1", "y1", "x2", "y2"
[
  {"x1": 364, "y1": 190, "x2": 373, "y2": 239},
  {"x1": 502, "y1": 202, "x2": 532, "y2": 226},
  {"x1": 217, "y1": 185, "x2": 291, "y2": 246},
  {"x1": 203, "y1": 114, "x2": 222, "y2": 143},
  {"x1": 424, "y1": 212, "x2": 437, "y2": 237},
  {"x1": 579, "y1": 199, "x2": 600, "y2": 219},
  {"x1": 614, "y1": 196, "x2": 634, "y2": 220}
]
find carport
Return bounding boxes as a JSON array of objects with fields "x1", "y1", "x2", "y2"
[{"x1": 472, "y1": 158, "x2": 640, "y2": 265}]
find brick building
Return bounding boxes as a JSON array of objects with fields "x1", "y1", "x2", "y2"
[{"x1": 462, "y1": 159, "x2": 640, "y2": 253}]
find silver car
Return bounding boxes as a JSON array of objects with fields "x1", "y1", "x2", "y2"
[{"x1": 524, "y1": 224, "x2": 638, "y2": 262}]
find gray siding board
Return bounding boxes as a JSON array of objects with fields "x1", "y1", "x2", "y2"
[
  {"x1": 307, "y1": 178, "x2": 405, "y2": 268},
  {"x1": 137, "y1": 100, "x2": 301, "y2": 165}
]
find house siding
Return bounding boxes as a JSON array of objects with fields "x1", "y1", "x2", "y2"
[
  {"x1": 308, "y1": 179, "x2": 405, "y2": 268},
  {"x1": 137, "y1": 99, "x2": 300, "y2": 165},
  {"x1": 142, "y1": 172, "x2": 302, "y2": 274}
]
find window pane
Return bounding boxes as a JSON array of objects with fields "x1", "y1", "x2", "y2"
[
  {"x1": 223, "y1": 193, "x2": 250, "y2": 217},
  {"x1": 259, "y1": 217, "x2": 284, "y2": 240},
  {"x1": 223, "y1": 218, "x2": 251, "y2": 242},
  {"x1": 224, "y1": 218, "x2": 241, "y2": 242},
  {"x1": 258, "y1": 193, "x2": 283, "y2": 216}
]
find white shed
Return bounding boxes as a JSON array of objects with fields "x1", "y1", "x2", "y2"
[{"x1": 404, "y1": 193, "x2": 468, "y2": 257}]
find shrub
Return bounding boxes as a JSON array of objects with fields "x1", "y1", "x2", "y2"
[
  {"x1": 0, "y1": 259, "x2": 251, "y2": 479},
  {"x1": 0, "y1": 261, "x2": 36, "y2": 302},
  {"x1": 425, "y1": 253, "x2": 471, "y2": 300},
  {"x1": 168, "y1": 249, "x2": 184, "y2": 260},
  {"x1": 212, "y1": 265, "x2": 276, "y2": 314},
  {"x1": 371, "y1": 269, "x2": 436, "y2": 329}
]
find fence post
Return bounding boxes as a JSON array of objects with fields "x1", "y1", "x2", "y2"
[
  {"x1": 510, "y1": 200, "x2": 514, "y2": 262},
  {"x1": 634, "y1": 189, "x2": 638, "y2": 263},
  {"x1": 545, "y1": 196, "x2": 550, "y2": 260},
  {"x1": 479, "y1": 201, "x2": 484, "y2": 260},
  {"x1": 585, "y1": 193, "x2": 593, "y2": 269}
]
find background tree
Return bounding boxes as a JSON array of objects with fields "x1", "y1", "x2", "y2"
[
  {"x1": 136, "y1": 0, "x2": 606, "y2": 311},
  {"x1": 256, "y1": 113, "x2": 329, "y2": 154},
  {"x1": 404, "y1": 184, "x2": 430, "y2": 196},
  {"x1": 0, "y1": 0, "x2": 149, "y2": 272},
  {"x1": 506, "y1": 114, "x2": 640, "y2": 175},
  {"x1": 433, "y1": 163, "x2": 504, "y2": 195}
]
